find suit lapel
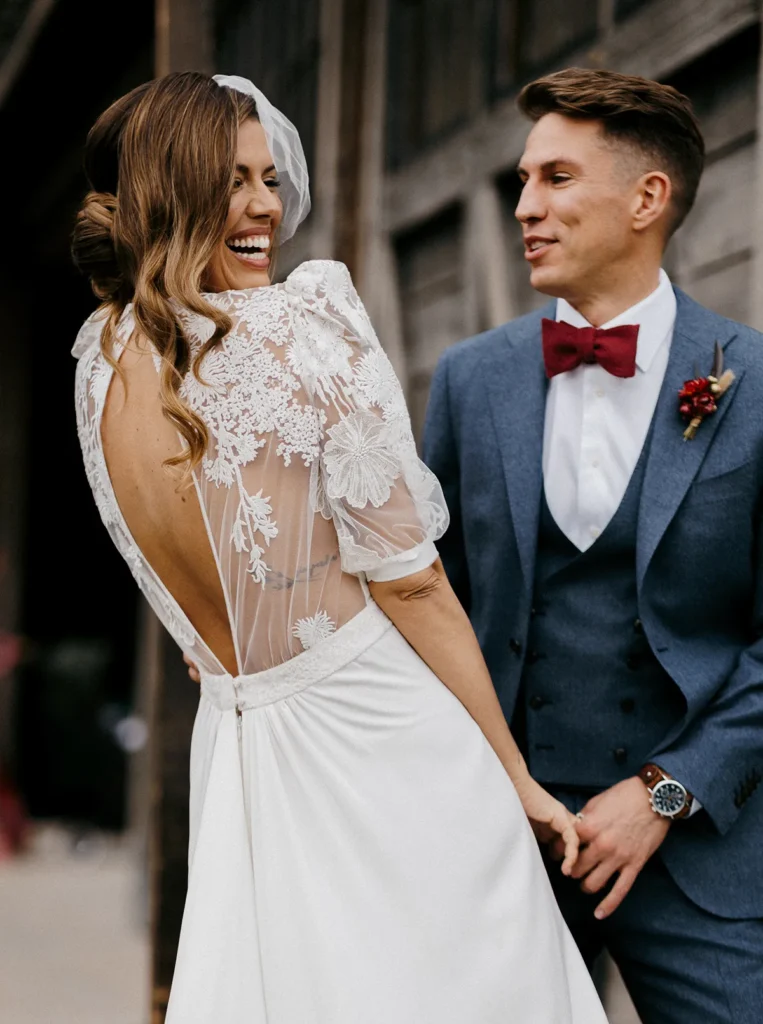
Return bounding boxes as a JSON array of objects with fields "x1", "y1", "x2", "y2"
[
  {"x1": 485, "y1": 304, "x2": 552, "y2": 589},
  {"x1": 637, "y1": 288, "x2": 743, "y2": 590}
]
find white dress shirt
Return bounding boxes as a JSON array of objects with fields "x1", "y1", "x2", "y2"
[{"x1": 542, "y1": 269, "x2": 676, "y2": 552}]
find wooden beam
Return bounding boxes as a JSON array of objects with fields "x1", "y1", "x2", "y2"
[
  {"x1": 149, "y1": 4, "x2": 214, "y2": 1021},
  {"x1": 354, "y1": 0, "x2": 408, "y2": 381},
  {"x1": 602, "y1": 0, "x2": 758, "y2": 81},
  {"x1": 149, "y1": 635, "x2": 200, "y2": 1024},
  {"x1": 0, "y1": 0, "x2": 57, "y2": 108},
  {"x1": 334, "y1": 0, "x2": 370, "y2": 275},
  {"x1": 465, "y1": 180, "x2": 516, "y2": 330},
  {"x1": 155, "y1": 0, "x2": 213, "y2": 78},
  {"x1": 311, "y1": 0, "x2": 344, "y2": 260}
]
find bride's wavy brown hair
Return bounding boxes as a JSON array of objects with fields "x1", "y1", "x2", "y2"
[{"x1": 72, "y1": 71, "x2": 259, "y2": 474}]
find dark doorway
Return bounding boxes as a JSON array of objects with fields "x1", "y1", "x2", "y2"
[{"x1": 0, "y1": 0, "x2": 155, "y2": 828}]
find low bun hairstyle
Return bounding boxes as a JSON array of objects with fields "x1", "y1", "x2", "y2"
[
  {"x1": 72, "y1": 191, "x2": 121, "y2": 300},
  {"x1": 72, "y1": 72, "x2": 259, "y2": 475},
  {"x1": 72, "y1": 80, "x2": 151, "y2": 301}
]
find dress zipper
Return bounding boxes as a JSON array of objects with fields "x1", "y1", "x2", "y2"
[{"x1": 233, "y1": 676, "x2": 243, "y2": 743}]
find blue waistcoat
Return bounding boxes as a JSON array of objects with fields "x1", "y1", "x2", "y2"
[{"x1": 516, "y1": 437, "x2": 684, "y2": 789}]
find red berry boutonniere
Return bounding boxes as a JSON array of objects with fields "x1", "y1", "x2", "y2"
[{"x1": 679, "y1": 342, "x2": 735, "y2": 441}]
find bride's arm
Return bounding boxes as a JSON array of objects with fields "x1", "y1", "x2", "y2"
[{"x1": 369, "y1": 559, "x2": 580, "y2": 873}]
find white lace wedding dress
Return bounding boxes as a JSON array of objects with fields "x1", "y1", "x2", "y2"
[{"x1": 73, "y1": 260, "x2": 606, "y2": 1023}]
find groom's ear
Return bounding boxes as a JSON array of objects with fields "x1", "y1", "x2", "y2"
[{"x1": 631, "y1": 170, "x2": 673, "y2": 235}]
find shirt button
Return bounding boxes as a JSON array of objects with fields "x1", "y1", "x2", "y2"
[
  {"x1": 590, "y1": 526, "x2": 601, "y2": 539},
  {"x1": 613, "y1": 747, "x2": 628, "y2": 766},
  {"x1": 595, "y1": 388, "x2": 605, "y2": 398},
  {"x1": 592, "y1": 459, "x2": 600, "y2": 468}
]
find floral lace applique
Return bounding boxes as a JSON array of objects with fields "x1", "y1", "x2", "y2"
[
  {"x1": 323, "y1": 411, "x2": 400, "y2": 509},
  {"x1": 292, "y1": 611, "x2": 337, "y2": 650},
  {"x1": 352, "y1": 349, "x2": 401, "y2": 409},
  {"x1": 178, "y1": 291, "x2": 325, "y2": 490},
  {"x1": 231, "y1": 489, "x2": 279, "y2": 584}
]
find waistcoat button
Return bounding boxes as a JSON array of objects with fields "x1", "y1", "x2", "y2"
[
  {"x1": 620, "y1": 698, "x2": 635, "y2": 713},
  {"x1": 633, "y1": 619, "x2": 644, "y2": 634},
  {"x1": 613, "y1": 747, "x2": 628, "y2": 765},
  {"x1": 525, "y1": 650, "x2": 542, "y2": 665},
  {"x1": 509, "y1": 639, "x2": 522, "y2": 656},
  {"x1": 626, "y1": 653, "x2": 641, "y2": 671},
  {"x1": 529, "y1": 695, "x2": 546, "y2": 710}
]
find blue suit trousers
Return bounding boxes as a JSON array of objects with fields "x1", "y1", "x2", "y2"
[{"x1": 547, "y1": 790, "x2": 763, "y2": 1024}]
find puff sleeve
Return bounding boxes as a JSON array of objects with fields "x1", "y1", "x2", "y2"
[{"x1": 286, "y1": 261, "x2": 449, "y2": 582}]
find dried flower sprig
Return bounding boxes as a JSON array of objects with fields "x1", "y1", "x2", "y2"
[{"x1": 679, "y1": 342, "x2": 735, "y2": 441}]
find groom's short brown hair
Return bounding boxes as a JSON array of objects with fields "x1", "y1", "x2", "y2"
[{"x1": 518, "y1": 67, "x2": 705, "y2": 234}]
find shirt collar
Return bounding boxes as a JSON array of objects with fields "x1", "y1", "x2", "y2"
[{"x1": 555, "y1": 269, "x2": 677, "y2": 373}]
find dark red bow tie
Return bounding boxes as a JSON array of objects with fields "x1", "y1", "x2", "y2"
[{"x1": 541, "y1": 318, "x2": 639, "y2": 379}]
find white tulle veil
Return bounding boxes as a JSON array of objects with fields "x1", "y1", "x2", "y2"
[{"x1": 213, "y1": 74, "x2": 311, "y2": 242}]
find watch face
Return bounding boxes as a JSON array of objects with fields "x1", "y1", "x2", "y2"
[{"x1": 651, "y1": 779, "x2": 688, "y2": 817}]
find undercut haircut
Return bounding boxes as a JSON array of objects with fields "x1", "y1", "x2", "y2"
[{"x1": 518, "y1": 67, "x2": 705, "y2": 235}]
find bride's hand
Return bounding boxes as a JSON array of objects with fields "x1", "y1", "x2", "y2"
[{"x1": 514, "y1": 776, "x2": 580, "y2": 876}]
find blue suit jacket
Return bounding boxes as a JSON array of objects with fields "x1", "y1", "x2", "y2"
[{"x1": 423, "y1": 288, "x2": 763, "y2": 918}]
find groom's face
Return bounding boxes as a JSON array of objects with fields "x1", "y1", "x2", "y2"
[{"x1": 516, "y1": 113, "x2": 642, "y2": 302}]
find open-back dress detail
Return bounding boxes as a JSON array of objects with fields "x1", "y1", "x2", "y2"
[{"x1": 74, "y1": 260, "x2": 606, "y2": 1023}]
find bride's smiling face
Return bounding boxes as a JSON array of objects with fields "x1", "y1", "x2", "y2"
[{"x1": 205, "y1": 117, "x2": 283, "y2": 292}]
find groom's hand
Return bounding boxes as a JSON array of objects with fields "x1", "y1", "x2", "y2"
[
  {"x1": 183, "y1": 652, "x2": 201, "y2": 684},
  {"x1": 551, "y1": 777, "x2": 670, "y2": 920}
]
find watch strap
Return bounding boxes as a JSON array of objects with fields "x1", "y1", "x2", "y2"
[{"x1": 639, "y1": 763, "x2": 693, "y2": 819}]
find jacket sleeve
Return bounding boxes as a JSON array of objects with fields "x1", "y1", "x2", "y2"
[
  {"x1": 654, "y1": 505, "x2": 763, "y2": 835},
  {"x1": 422, "y1": 350, "x2": 472, "y2": 612}
]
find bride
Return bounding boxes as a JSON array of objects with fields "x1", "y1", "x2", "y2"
[{"x1": 71, "y1": 71, "x2": 606, "y2": 1022}]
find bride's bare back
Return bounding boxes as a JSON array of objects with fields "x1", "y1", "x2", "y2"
[{"x1": 102, "y1": 339, "x2": 242, "y2": 673}]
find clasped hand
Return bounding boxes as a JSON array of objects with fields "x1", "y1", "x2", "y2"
[
  {"x1": 547, "y1": 776, "x2": 671, "y2": 919},
  {"x1": 184, "y1": 651, "x2": 201, "y2": 683},
  {"x1": 514, "y1": 776, "x2": 582, "y2": 878}
]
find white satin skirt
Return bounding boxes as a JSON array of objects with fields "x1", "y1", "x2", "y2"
[{"x1": 165, "y1": 602, "x2": 607, "y2": 1023}]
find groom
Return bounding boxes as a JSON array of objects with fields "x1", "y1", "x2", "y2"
[{"x1": 423, "y1": 68, "x2": 763, "y2": 1021}]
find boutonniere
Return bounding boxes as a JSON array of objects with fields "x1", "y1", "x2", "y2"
[{"x1": 678, "y1": 342, "x2": 735, "y2": 441}]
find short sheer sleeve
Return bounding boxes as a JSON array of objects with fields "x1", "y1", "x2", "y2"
[{"x1": 286, "y1": 261, "x2": 449, "y2": 582}]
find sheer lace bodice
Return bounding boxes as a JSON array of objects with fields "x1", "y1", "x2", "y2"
[{"x1": 73, "y1": 260, "x2": 448, "y2": 676}]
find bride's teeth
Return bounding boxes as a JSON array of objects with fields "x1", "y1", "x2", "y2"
[
  {"x1": 226, "y1": 235, "x2": 270, "y2": 252},
  {"x1": 226, "y1": 235, "x2": 270, "y2": 260}
]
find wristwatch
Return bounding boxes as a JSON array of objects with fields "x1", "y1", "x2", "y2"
[{"x1": 638, "y1": 763, "x2": 693, "y2": 820}]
